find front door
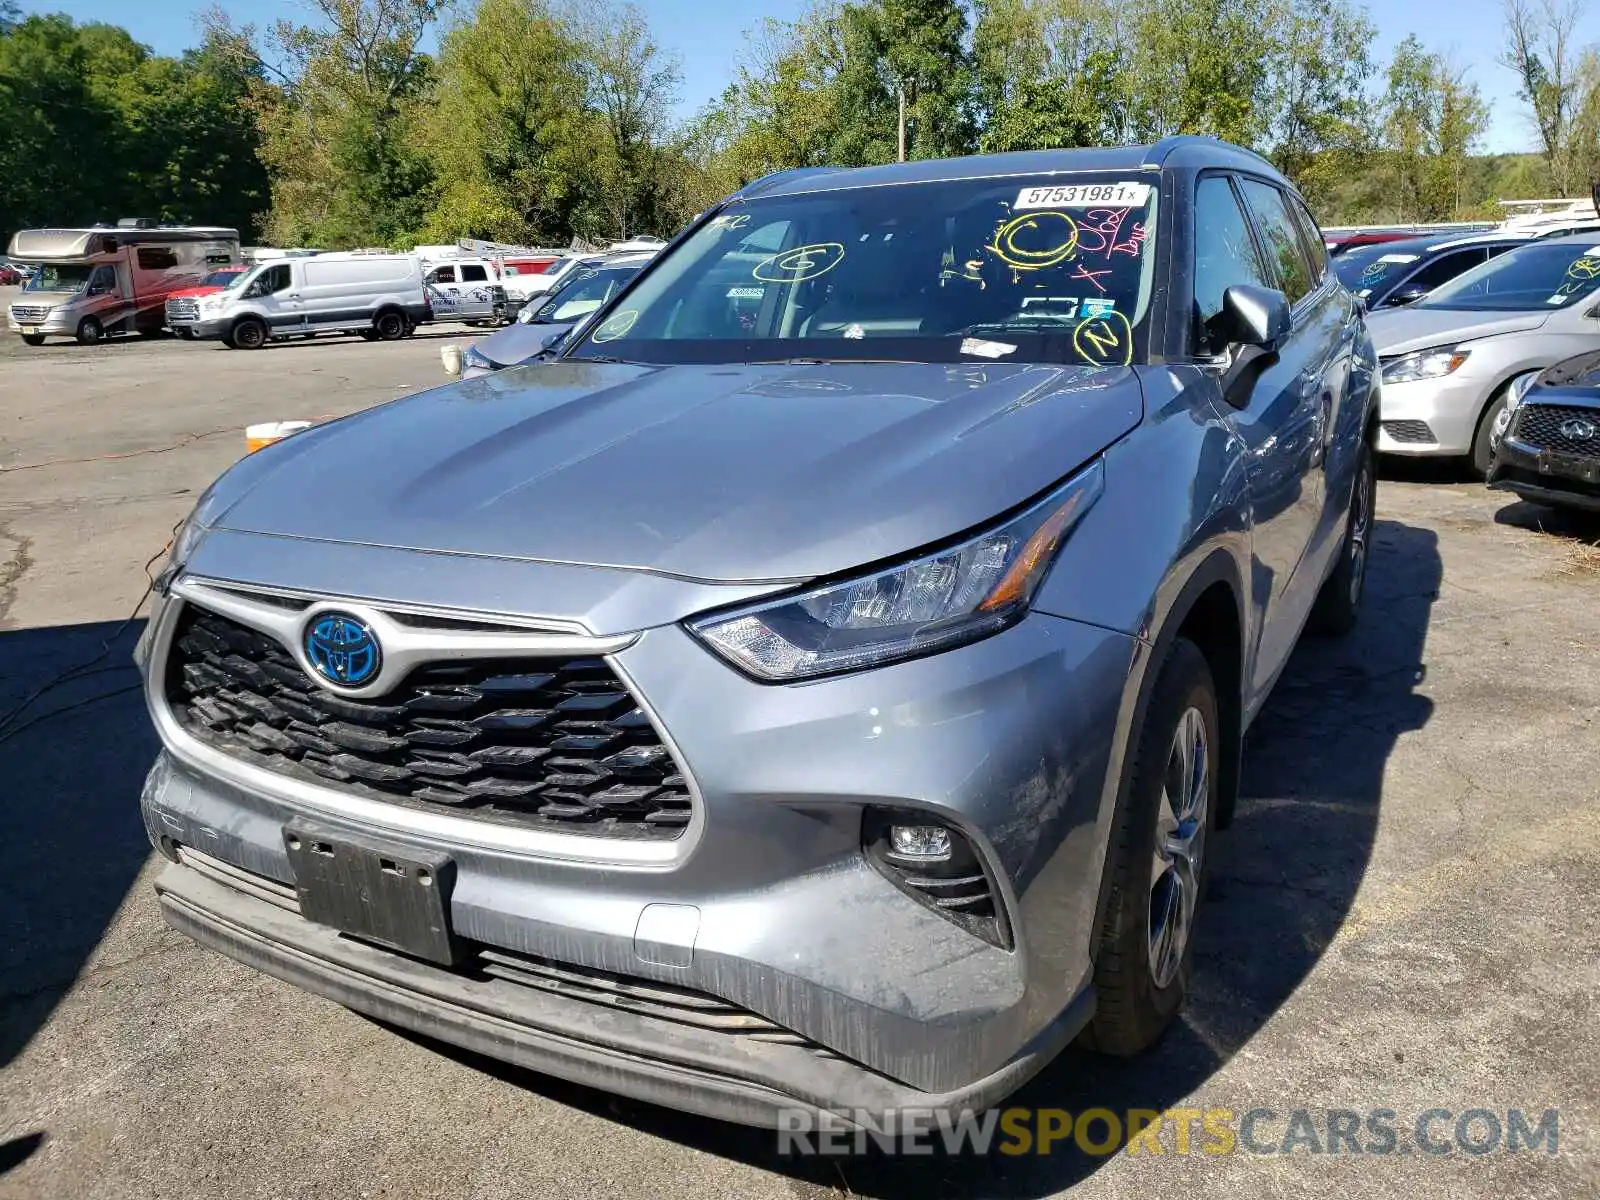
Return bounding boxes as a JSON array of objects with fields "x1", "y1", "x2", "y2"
[
  {"x1": 1192, "y1": 173, "x2": 1329, "y2": 704},
  {"x1": 245, "y1": 262, "x2": 301, "y2": 334},
  {"x1": 425, "y1": 263, "x2": 498, "y2": 320}
]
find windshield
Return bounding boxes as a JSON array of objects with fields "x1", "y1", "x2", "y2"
[
  {"x1": 566, "y1": 174, "x2": 1160, "y2": 367},
  {"x1": 1333, "y1": 242, "x2": 1428, "y2": 298},
  {"x1": 526, "y1": 264, "x2": 643, "y2": 324},
  {"x1": 222, "y1": 265, "x2": 261, "y2": 292},
  {"x1": 1420, "y1": 241, "x2": 1600, "y2": 311},
  {"x1": 201, "y1": 269, "x2": 242, "y2": 287},
  {"x1": 24, "y1": 263, "x2": 95, "y2": 292}
]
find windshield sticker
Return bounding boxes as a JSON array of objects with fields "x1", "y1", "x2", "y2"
[
  {"x1": 960, "y1": 337, "x2": 1017, "y2": 359},
  {"x1": 707, "y1": 213, "x2": 750, "y2": 233},
  {"x1": 590, "y1": 309, "x2": 639, "y2": 342},
  {"x1": 1073, "y1": 311, "x2": 1133, "y2": 367},
  {"x1": 753, "y1": 243, "x2": 845, "y2": 282},
  {"x1": 726, "y1": 285, "x2": 763, "y2": 299},
  {"x1": 1378, "y1": 253, "x2": 1420, "y2": 264},
  {"x1": 1015, "y1": 182, "x2": 1150, "y2": 210},
  {"x1": 987, "y1": 212, "x2": 1079, "y2": 271},
  {"x1": 1081, "y1": 297, "x2": 1117, "y2": 319},
  {"x1": 1020, "y1": 296, "x2": 1078, "y2": 316},
  {"x1": 1547, "y1": 293, "x2": 1568, "y2": 304},
  {"x1": 843, "y1": 323, "x2": 865, "y2": 340}
]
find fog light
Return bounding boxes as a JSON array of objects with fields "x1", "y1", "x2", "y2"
[{"x1": 889, "y1": 824, "x2": 952, "y2": 860}]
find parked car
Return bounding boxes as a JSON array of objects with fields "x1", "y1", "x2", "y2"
[
  {"x1": 165, "y1": 265, "x2": 249, "y2": 337},
  {"x1": 1488, "y1": 348, "x2": 1600, "y2": 513},
  {"x1": 508, "y1": 253, "x2": 593, "y2": 303},
  {"x1": 1368, "y1": 234, "x2": 1600, "y2": 474},
  {"x1": 0, "y1": 263, "x2": 21, "y2": 286},
  {"x1": 1324, "y1": 228, "x2": 1432, "y2": 256},
  {"x1": 452, "y1": 253, "x2": 654, "y2": 378},
  {"x1": 139, "y1": 137, "x2": 1378, "y2": 1128},
  {"x1": 1332, "y1": 232, "x2": 1533, "y2": 309},
  {"x1": 185, "y1": 253, "x2": 430, "y2": 349}
]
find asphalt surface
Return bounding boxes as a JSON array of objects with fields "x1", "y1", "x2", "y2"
[{"x1": 1, "y1": 300, "x2": 1597, "y2": 1198}]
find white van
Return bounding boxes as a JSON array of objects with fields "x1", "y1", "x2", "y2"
[{"x1": 186, "y1": 253, "x2": 430, "y2": 349}]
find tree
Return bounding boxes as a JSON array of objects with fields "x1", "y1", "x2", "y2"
[
  {"x1": 973, "y1": 0, "x2": 1128, "y2": 152},
  {"x1": 1501, "y1": 0, "x2": 1584, "y2": 195}
]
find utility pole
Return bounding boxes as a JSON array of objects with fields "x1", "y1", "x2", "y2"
[{"x1": 897, "y1": 80, "x2": 907, "y2": 162}]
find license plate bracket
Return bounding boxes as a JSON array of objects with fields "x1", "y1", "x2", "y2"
[{"x1": 284, "y1": 822, "x2": 458, "y2": 965}]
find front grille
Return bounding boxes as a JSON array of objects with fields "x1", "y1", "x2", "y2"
[
  {"x1": 166, "y1": 298, "x2": 199, "y2": 321},
  {"x1": 1382, "y1": 419, "x2": 1436, "y2": 444},
  {"x1": 9, "y1": 305, "x2": 50, "y2": 323},
  {"x1": 1511, "y1": 404, "x2": 1600, "y2": 459},
  {"x1": 165, "y1": 606, "x2": 693, "y2": 838}
]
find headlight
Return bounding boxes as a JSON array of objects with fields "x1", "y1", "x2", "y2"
[
  {"x1": 1381, "y1": 347, "x2": 1470, "y2": 384},
  {"x1": 517, "y1": 306, "x2": 537, "y2": 324},
  {"x1": 462, "y1": 344, "x2": 498, "y2": 373},
  {"x1": 689, "y1": 461, "x2": 1105, "y2": 681},
  {"x1": 1509, "y1": 370, "x2": 1540, "y2": 407}
]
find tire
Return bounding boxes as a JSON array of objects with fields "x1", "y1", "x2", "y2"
[
  {"x1": 373, "y1": 310, "x2": 406, "y2": 341},
  {"x1": 1081, "y1": 638, "x2": 1220, "y2": 1056},
  {"x1": 1471, "y1": 390, "x2": 1510, "y2": 478},
  {"x1": 358, "y1": 329, "x2": 379, "y2": 342},
  {"x1": 178, "y1": 328, "x2": 196, "y2": 340},
  {"x1": 1308, "y1": 438, "x2": 1375, "y2": 637},
  {"x1": 231, "y1": 317, "x2": 268, "y2": 350},
  {"x1": 75, "y1": 317, "x2": 103, "y2": 345},
  {"x1": 20, "y1": 334, "x2": 45, "y2": 347}
]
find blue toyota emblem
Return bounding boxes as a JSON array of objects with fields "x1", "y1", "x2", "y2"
[{"x1": 304, "y1": 612, "x2": 380, "y2": 687}]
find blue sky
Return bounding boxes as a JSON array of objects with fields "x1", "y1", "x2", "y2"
[{"x1": 21, "y1": 0, "x2": 1598, "y2": 155}]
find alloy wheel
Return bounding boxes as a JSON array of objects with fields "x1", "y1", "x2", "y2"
[
  {"x1": 1148, "y1": 705, "x2": 1209, "y2": 990},
  {"x1": 1348, "y1": 459, "x2": 1372, "y2": 606}
]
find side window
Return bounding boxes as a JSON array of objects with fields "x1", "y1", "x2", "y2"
[
  {"x1": 1192, "y1": 175, "x2": 1274, "y2": 352},
  {"x1": 431, "y1": 266, "x2": 456, "y2": 284},
  {"x1": 1239, "y1": 178, "x2": 1314, "y2": 305},
  {"x1": 1400, "y1": 249, "x2": 1488, "y2": 296},
  {"x1": 248, "y1": 264, "x2": 290, "y2": 298},
  {"x1": 1285, "y1": 196, "x2": 1328, "y2": 284},
  {"x1": 137, "y1": 247, "x2": 178, "y2": 270},
  {"x1": 460, "y1": 264, "x2": 488, "y2": 283}
]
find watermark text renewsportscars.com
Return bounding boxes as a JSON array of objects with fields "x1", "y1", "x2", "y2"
[{"x1": 777, "y1": 1106, "x2": 1561, "y2": 1157}]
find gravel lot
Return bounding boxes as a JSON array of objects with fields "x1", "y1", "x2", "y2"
[{"x1": 1, "y1": 297, "x2": 1597, "y2": 1199}]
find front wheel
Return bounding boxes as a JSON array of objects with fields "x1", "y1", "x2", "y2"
[
  {"x1": 373, "y1": 310, "x2": 406, "y2": 341},
  {"x1": 75, "y1": 317, "x2": 103, "y2": 345},
  {"x1": 20, "y1": 334, "x2": 45, "y2": 347},
  {"x1": 1471, "y1": 391, "x2": 1511, "y2": 478},
  {"x1": 1309, "y1": 439, "x2": 1375, "y2": 637},
  {"x1": 231, "y1": 317, "x2": 268, "y2": 350},
  {"x1": 1081, "y1": 637, "x2": 1219, "y2": 1056}
]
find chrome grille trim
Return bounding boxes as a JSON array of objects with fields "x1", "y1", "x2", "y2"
[{"x1": 145, "y1": 580, "x2": 704, "y2": 865}]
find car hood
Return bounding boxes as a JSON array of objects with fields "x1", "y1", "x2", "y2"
[
  {"x1": 475, "y1": 320, "x2": 573, "y2": 367},
  {"x1": 13, "y1": 290, "x2": 77, "y2": 307},
  {"x1": 1366, "y1": 306, "x2": 1552, "y2": 355},
  {"x1": 211, "y1": 361, "x2": 1143, "y2": 584},
  {"x1": 168, "y1": 284, "x2": 228, "y2": 299}
]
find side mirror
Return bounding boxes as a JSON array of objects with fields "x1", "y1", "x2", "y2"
[
  {"x1": 1217, "y1": 284, "x2": 1292, "y2": 351},
  {"x1": 1386, "y1": 284, "x2": 1427, "y2": 307},
  {"x1": 1213, "y1": 285, "x2": 1291, "y2": 408}
]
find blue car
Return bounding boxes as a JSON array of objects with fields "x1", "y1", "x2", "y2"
[
  {"x1": 1332, "y1": 230, "x2": 1534, "y2": 309},
  {"x1": 139, "y1": 137, "x2": 1378, "y2": 1127}
]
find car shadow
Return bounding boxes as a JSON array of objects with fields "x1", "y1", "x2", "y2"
[
  {"x1": 0, "y1": 619, "x2": 155, "y2": 1177},
  {"x1": 400, "y1": 518, "x2": 1442, "y2": 1195},
  {"x1": 1490, "y1": 496, "x2": 1600, "y2": 542}
]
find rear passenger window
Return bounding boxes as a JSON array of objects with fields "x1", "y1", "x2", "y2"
[
  {"x1": 1240, "y1": 178, "x2": 1314, "y2": 305},
  {"x1": 1192, "y1": 175, "x2": 1274, "y2": 352},
  {"x1": 460, "y1": 264, "x2": 488, "y2": 282},
  {"x1": 1285, "y1": 196, "x2": 1328, "y2": 284}
]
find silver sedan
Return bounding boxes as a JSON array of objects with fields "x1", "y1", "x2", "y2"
[{"x1": 1367, "y1": 233, "x2": 1600, "y2": 474}]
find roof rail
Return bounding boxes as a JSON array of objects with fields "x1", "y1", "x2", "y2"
[{"x1": 1142, "y1": 135, "x2": 1277, "y2": 172}]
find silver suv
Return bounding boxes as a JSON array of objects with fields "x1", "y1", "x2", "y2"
[{"x1": 139, "y1": 138, "x2": 1378, "y2": 1127}]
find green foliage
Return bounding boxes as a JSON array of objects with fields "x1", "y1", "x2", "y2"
[{"x1": 0, "y1": 14, "x2": 268, "y2": 243}]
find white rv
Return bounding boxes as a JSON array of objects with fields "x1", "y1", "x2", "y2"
[{"x1": 6, "y1": 220, "x2": 240, "y2": 345}]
